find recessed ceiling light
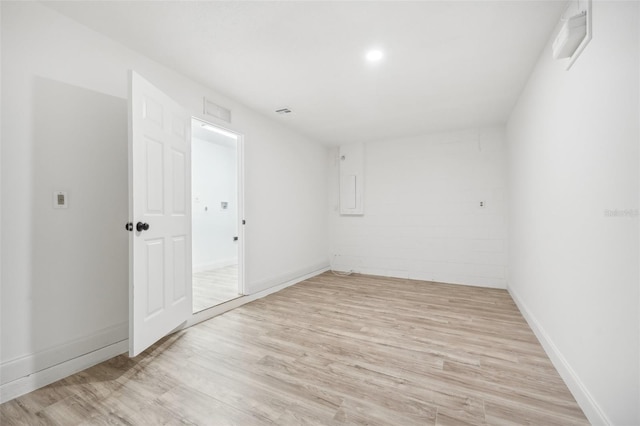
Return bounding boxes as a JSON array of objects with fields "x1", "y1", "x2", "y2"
[{"x1": 366, "y1": 49, "x2": 384, "y2": 62}]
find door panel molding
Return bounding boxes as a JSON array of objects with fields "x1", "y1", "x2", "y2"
[{"x1": 129, "y1": 70, "x2": 192, "y2": 357}]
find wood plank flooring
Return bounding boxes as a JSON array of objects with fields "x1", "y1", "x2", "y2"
[
  {"x1": 0, "y1": 273, "x2": 588, "y2": 425},
  {"x1": 192, "y1": 265, "x2": 240, "y2": 313}
]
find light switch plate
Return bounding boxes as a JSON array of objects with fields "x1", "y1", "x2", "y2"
[{"x1": 53, "y1": 191, "x2": 68, "y2": 209}]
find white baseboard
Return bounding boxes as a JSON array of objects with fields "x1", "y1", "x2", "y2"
[
  {"x1": 508, "y1": 286, "x2": 611, "y2": 426},
  {"x1": 0, "y1": 339, "x2": 128, "y2": 404},
  {"x1": 192, "y1": 258, "x2": 238, "y2": 273},
  {"x1": 331, "y1": 265, "x2": 507, "y2": 289},
  {"x1": 0, "y1": 265, "x2": 330, "y2": 404},
  {"x1": 185, "y1": 264, "x2": 330, "y2": 329},
  {"x1": 246, "y1": 262, "x2": 330, "y2": 294},
  {"x1": 0, "y1": 322, "x2": 128, "y2": 386}
]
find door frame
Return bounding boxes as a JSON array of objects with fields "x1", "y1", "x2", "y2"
[{"x1": 190, "y1": 117, "x2": 246, "y2": 307}]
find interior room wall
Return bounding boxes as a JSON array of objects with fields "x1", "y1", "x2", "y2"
[
  {"x1": 0, "y1": 75, "x2": 130, "y2": 389},
  {"x1": 0, "y1": 4, "x2": 3, "y2": 344},
  {"x1": 192, "y1": 136, "x2": 238, "y2": 272},
  {"x1": 1, "y1": 1, "x2": 328, "y2": 397},
  {"x1": 329, "y1": 126, "x2": 508, "y2": 288},
  {"x1": 506, "y1": 2, "x2": 639, "y2": 424}
]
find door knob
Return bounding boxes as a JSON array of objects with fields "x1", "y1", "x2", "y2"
[
  {"x1": 125, "y1": 222, "x2": 133, "y2": 231},
  {"x1": 136, "y1": 222, "x2": 150, "y2": 232}
]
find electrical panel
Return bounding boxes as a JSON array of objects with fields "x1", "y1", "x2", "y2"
[{"x1": 339, "y1": 143, "x2": 364, "y2": 215}]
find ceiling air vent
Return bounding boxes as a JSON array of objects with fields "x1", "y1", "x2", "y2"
[{"x1": 275, "y1": 108, "x2": 292, "y2": 115}]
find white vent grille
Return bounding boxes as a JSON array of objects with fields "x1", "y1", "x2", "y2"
[{"x1": 203, "y1": 98, "x2": 231, "y2": 123}]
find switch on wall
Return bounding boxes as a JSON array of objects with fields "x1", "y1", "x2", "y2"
[{"x1": 53, "y1": 191, "x2": 68, "y2": 209}]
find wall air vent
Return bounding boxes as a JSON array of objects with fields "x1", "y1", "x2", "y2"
[
  {"x1": 275, "y1": 108, "x2": 292, "y2": 115},
  {"x1": 203, "y1": 98, "x2": 231, "y2": 123},
  {"x1": 552, "y1": 0, "x2": 591, "y2": 70}
]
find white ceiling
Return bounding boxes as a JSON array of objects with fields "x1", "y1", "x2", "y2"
[{"x1": 46, "y1": 1, "x2": 566, "y2": 145}]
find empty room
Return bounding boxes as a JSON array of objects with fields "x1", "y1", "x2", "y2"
[{"x1": 1, "y1": 1, "x2": 638, "y2": 425}]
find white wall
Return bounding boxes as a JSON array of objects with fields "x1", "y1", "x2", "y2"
[
  {"x1": 1, "y1": 1, "x2": 328, "y2": 395},
  {"x1": 507, "y1": 2, "x2": 639, "y2": 425},
  {"x1": 192, "y1": 136, "x2": 238, "y2": 272},
  {"x1": 329, "y1": 127, "x2": 508, "y2": 288}
]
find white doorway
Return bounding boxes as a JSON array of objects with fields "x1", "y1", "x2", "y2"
[{"x1": 191, "y1": 118, "x2": 244, "y2": 313}]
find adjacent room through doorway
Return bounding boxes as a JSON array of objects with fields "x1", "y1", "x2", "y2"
[{"x1": 191, "y1": 118, "x2": 243, "y2": 312}]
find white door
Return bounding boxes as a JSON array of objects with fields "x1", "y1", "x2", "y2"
[{"x1": 128, "y1": 70, "x2": 192, "y2": 357}]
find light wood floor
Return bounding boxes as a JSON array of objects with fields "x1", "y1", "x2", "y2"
[
  {"x1": 192, "y1": 264, "x2": 240, "y2": 313},
  {"x1": 0, "y1": 273, "x2": 588, "y2": 425}
]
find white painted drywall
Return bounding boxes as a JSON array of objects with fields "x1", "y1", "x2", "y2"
[
  {"x1": 329, "y1": 127, "x2": 508, "y2": 288},
  {"x1": 192, "y1": 136, "x2": 238, "y2": 272},
  {"x1": 0, "y1": 3, "x2": 3, "y2": 369},
  {"x1": 1, "y1": 1, "x2": 328, "y2": 391},
  {"x1": 507, "y1": 2, "x2": 639, "y2": 424}
]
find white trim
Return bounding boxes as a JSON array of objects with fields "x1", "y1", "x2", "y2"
[
  {"x1": 190, "y1": 116, "x2": 245, "y2": 297},
  {"x1": 637, "y1": 2, "x2": 640, "y2": 417},
  {"x1": 192, "y1": 258, "x2": 238, "y2": 274},
  {"x1": 0, "y1": 339, "x2": 128, "y2": 404},
  {"x1": 0, "y1": 322, "x2": 127, "y2": 386},
  {"x1": 236, "y1": 136, "x2": 245, "y2": 296},
  {"x1": 0, "y1": 266, "x2": 329, "y2": 403},
  {"x1": 183, "y1": 265, "x2": 329, "y2": 329},
  {"x1": 330, "y1": 266, "x2": 507, "y2": 290},
  {"x1": 508, "y1": 286, "x2": 611, "y2": 426},
  {"x1": 246, "y1": 262, "x2": 330, "y2": 295}
]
